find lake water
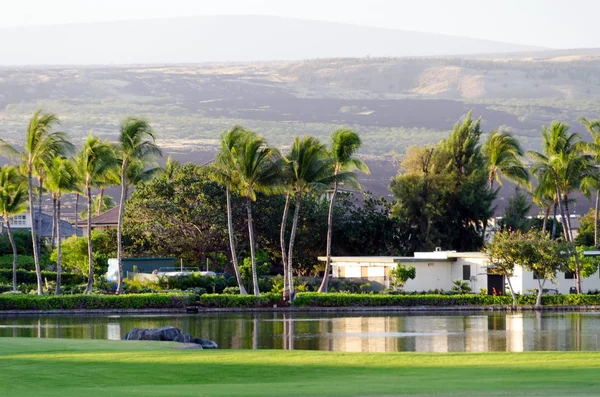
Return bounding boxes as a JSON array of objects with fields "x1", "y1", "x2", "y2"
[{"x1": 1, "y1": 311, "x2": 600, "y2": 352}]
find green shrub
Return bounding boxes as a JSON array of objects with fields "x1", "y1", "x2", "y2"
[
  {"x1": 0, "y1": 270, "x2": 85, "y2": 286},
  {"x1": 158, "y1": 274, "x2": 237, "y2": 293},
  {"x1": 199, "y1": 293, "x2": 282, "y2": 308},
  {"x1": 290, "y1": 293, "x2": 600, "y2": 307},
  {"x1": 0, "y1": 254, "x2": 54, "y2": 271},
  {"x1": 0, "y1": 293, "x2": 194, "y2": 310}
]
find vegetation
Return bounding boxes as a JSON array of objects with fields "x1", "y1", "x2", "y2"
[
  {"x1": 2, "y1": 338, "x2": 600, "y2": 397},
  {"x1": 389, "y1": 265, "x2": 416, "y2": 290},
  {"x1": 0, "y1": 293, "x2": 191, "y2": 310}
]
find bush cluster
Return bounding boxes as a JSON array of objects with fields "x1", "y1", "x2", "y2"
[
  {"x1": 199, "y1": 293, "x2": 282, "y2": 308},
  {"x1": 291, "y1": 293, "x2": 600, "y2": 307},
  {"x1": 0, "y1": 270, "x2": 85, "y2": 286},
  {"x1": 0, "y1": 293, "x2": 193, "y2": 310}
]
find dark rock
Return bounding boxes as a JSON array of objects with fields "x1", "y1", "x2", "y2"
[
  {"x1": 173, "y1": 333, "x2": 193, "y2": 344},
  {"x1": 124, "y1": 328, "x2": 148, "y2": 341},
  {"x1": 192, "y1": 337, "x2": 218, "y2": 349},
  {"x1": 124, "y1": 326, "x2": 217, "y2": 348}
]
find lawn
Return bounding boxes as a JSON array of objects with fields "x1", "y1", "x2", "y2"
[{"x1": 1, "y1": 338, "x2": 599, "y2": 396}]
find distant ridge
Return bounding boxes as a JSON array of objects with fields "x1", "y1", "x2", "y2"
[{"x1": 0, "y1": 15, "x2": 546, "y2": 65}]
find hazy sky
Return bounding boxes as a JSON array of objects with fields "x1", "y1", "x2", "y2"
[{"x1": 0, "y1": 0, "x2": 596, "y2": 49}]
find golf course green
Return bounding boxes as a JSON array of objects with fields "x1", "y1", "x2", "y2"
[{"x1": 1, "y1": 338, "x2": 598, "y2": 396}]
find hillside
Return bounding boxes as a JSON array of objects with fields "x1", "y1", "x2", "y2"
[
  {"x1": 0, "y1": 15, "x2": 544, "y2": 65},
  {"x1": 2, "y1": 52, "x2": 600, "y2": 213}
]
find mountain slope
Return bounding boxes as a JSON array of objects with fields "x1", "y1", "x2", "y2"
[{"x1": 0, "y1": 15, "x2": 545, "y2": 65}]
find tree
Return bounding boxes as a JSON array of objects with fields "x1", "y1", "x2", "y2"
[
  {"x1": 390, "y1": 113, "x2": 496, "y2": 252},
  {"x1": 390, "y1": 265, "x2": 415, "y2": 290},
  {"x1": 76, "y1": 134, "x2": 118, "y2": 293},
  {"x1": 499, "y1": 188, "x2": 533, "y2": 232},
  {"x1": 529, "y1": 122, "x2": 597, "y2": 293},
  {"x1": 209, "y1": 127, "x2": 249, "y2": 295},
  {"x1": 482, "y1": 130, "x2": 529, "y2": 190},
  {"x1": 115, "y1": 117, "x2": 162, "y2": 294},
  {"x1": 485, "y1": 230, "x2": 523, "y2": 306},
  {"x1": 15, "y1": 111, "x2": 73, "y2": 295},
  {"x1": 0, "y1": 165, "x2": 28, "y2": 292},
  {"x1": 51, "y1": 230, "x2": 114, "y2": 277},
  {"x1": 580, "y1": 117, "x2": 600, "y2": 248},
  {"x1": 45, "y1": 157, "x2": 79, "y2": 294},
  {"x1": 319, "y1": 129, "x2": 369, "y2": 293},
  {"x1": 567, "y1": 246, "x2": 600, "y2": 282},
  {"x1": 235, "y1": 130, "x2": 281, "y2": 296},
  {"x1": 280, "y1": 136, "x2": 334, "y2": 301}
]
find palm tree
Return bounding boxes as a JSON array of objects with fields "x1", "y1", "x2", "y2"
[
  {"x1": 45, "y1": 157, "x2": 79, "y2": 295},
  {"x1": 235, "y1": 130, "x2": 281, "y2": 296},
  {"x1": 160, "y1": 156, "x2": 181, "y2": 181},
  {"x1": 580, "y1": 117, "x2": 600, "y2": 248},
  {"x1": 115, "y1": 117, "x2": 162, "y2": 294},
  {"x1": 482, "y1": 131, "x2": 529, "y2": 190},
  {"x1": 210, "y1": 127, "x2": 249, "y2": 295},
  {"x1": 282, "y1": 137, "x2": 335, "y2": 301},
  {"x1": 318, "y1": 129, "x2": 369, "y2": 293},
  {"x1": 76, "y1": 134, "x2": 118, "y2": 294},
  {"x1": 0, "y1": 165, "x2": 28, "y2": 292},
  {"x1": 529, "y1": 122, "x2": 596, "y2": 293},
  {"x1": 20, "y1": 111, "x2": 73, "y2": 295}
]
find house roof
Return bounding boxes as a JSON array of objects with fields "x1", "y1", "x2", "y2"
[
  {"x1": 89, "y1": 206, "x2": 120, "y2": 226},
  {"x1": 33, "y1": 213, "x2": 78, "y2": 238}
]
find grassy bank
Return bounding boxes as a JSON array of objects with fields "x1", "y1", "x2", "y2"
[{"x1": 1, "y1": 338, "x2": 599, "y2": 396}]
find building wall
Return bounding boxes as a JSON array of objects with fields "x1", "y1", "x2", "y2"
[
  {"x1": 453, "y1": 257, "x2": 489, "y2": 293},
  {"x1": 510, "y1": 267, "x2": 600, "y2": 295}
]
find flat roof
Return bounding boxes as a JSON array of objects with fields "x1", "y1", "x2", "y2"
[{"x1": 317, "y1": 256, "x2": 452, "y2": 263}]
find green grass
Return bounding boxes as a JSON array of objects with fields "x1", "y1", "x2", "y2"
[{"x1": 1, "y1": 338, "x2": 599, "y2": 397}]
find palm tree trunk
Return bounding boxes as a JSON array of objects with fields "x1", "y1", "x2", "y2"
[
  {"x1": 116, "y1": 161, "x2": 127, "y2": 294},
  {"x1": 280, "y1": 193, "x2": 290, "y2": 300},
  {"x1": 319, "y1": 180, "x2": 338, "y2": 293},
  {"x1": 246, "y1": 198, "x2": 260, "y2": 296},
  {"x1": 287, "y1": 193, "x2": 302, "y2": 302},
  {"x1": 37, "y1": 177, "x2": 43, "y2": 257},
  {"x1": 74, "y1": 193, "x2": 80, "y2": 237},
  {"x1": 51, "y1": 194, "x2": 57, "y2": 251},
  {"x1": 5, "y1": 217, "x2": 18, "y2": 292},
  {"x1": 55, "y1": 198, "x2": 62, "y2": 295},
  {"x1": 84, "y1": 183, "x2": 94, "y2": 294},
  {"x1": 551, "y1": 201, "x2": 558, "y2": 240},
  {"x1": 542, "y1": 205, "x2": 550, "y2": 234},
  {"x1": 97, "y1": 186, "x2": 105, "y2": 216},
  {"x1": 595, "y1": 190, "x2": 599, "y2": 249},
  {"x1": 28, "y1": 169, "x2": 43, "y2": 295},
  {"x1": 226, "y1": 184, "x2": 247, "y2": 295},
  {"x1": 482, "y1": 176, "x2": 494, "y2": 241},
  {"x1": 563, "y1": 195, "x2": 582, "y2": 293}
]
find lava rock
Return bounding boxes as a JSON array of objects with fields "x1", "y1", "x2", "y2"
[
  {"x1": 173, "y1": 333, "x2": 193, "y2": 344},
  {"x1": 124, "y1": 328, "x2": 148, "y2": 341},
  {"x1": 192, "y1": 337, "x2": 218, "y2": 349}
]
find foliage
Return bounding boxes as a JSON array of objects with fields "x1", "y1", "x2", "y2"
[
  {"x1": 49, "y1": 230, "x2": 115, "y2": 276},
  {"x1": 0, "y1": 293, "x2": 192, "y2": 310},
  {"x1": 390, "y1": 113, "x2": 496, "y2": 253},
  {"x1": 240, "y1": 250, "x2": 272, "y2": 291},
  {"x1": 0, "y1": 254, "x2": 53, "y2": 271},
  {"x1": 199, "y1": 293, "x2": 283, "y2": 308},
  {"x1": 498, "y1": 188, "x2": 533, "y2": 232},
  {"x1": 157, "y1": 274, "x2": 237, "y2": 294},
  {"x1": 0, "y1": 269, "x2": 85, "y2": 286},
  {"x1": 390, "y1": 265, "x2": 416, "y2": 290},
  {"x1": 567, "y1": 246, "x2": 600, "y2": 279},
  {"x1": 0, "y1": 230, "x2": 49, "y2": 257},
  {"x1": 575, "y1": 208, "x2": 596, "y2": 247},
  {"x1": 451, "y1": 280, "x2": 472, "y2": 294}
]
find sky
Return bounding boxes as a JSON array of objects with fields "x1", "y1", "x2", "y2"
[{"x1": 0, "y1": 0, "x2": 597, "y2": 49}]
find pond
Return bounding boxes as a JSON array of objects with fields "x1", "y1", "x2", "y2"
[{"x1": 1, "y1": 311, "x2": 600, "y2": 352}]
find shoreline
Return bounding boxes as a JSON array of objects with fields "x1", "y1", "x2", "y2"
[{"x1": 2, "y1": 304, "x2": 600, "y2": 315}]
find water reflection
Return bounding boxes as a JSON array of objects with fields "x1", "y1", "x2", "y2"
[{"x1": 1, "y1": 311, "x2": 600, "y2": 352}]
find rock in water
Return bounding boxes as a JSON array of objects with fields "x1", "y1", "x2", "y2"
[
  {"x1": 173, "y1": 333, "x2": 193, "y2": 344},
  {"x1": 192, "y1": 337, "x2": 218, "y2": 349},
  {"x1": 123, "y1": 326, "x2": 217, "y2": 348}
]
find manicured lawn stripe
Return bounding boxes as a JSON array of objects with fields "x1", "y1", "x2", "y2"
[{"x1": 1, "y1": 338, "x2": 599, "y2": 396}]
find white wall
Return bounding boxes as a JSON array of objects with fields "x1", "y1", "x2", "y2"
[{"x1": 511, "y1": 267, "x2": 600, "y2": 295}]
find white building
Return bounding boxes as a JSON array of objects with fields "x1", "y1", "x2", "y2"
[
  {"x1": 0, "y1": 211, "x2": 79, "y2": 241},
  {"x1": 321, "y1": 250, "x2": 600, "y2": 295}
]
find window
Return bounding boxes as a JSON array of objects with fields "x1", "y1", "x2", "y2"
[
  {"x1": 533, "y1": 273, "x2": 539, "y2": 280},
  {"x1": 564, "y1": 271, "x2": 575, "y2": 279},
  {"x1": 462, "y1": 265, "x2": 471, "y2": 281},
  {"x1": 11, "y1": 215, "x2": 27, "y2": 226}
]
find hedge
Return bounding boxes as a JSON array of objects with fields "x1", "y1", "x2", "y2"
[
  {"x1": 0, "y1": 293, "x2": 193, "y2": 310},
  {"x1": 291, "y1": 293, "x2": 600, "y2": 307},
  {"x1": 199, "y1": 293, "x2": 282, "y2": 308},
  {"x1": 0, "y1": 269, "x2": 85, "y2": 285}
]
